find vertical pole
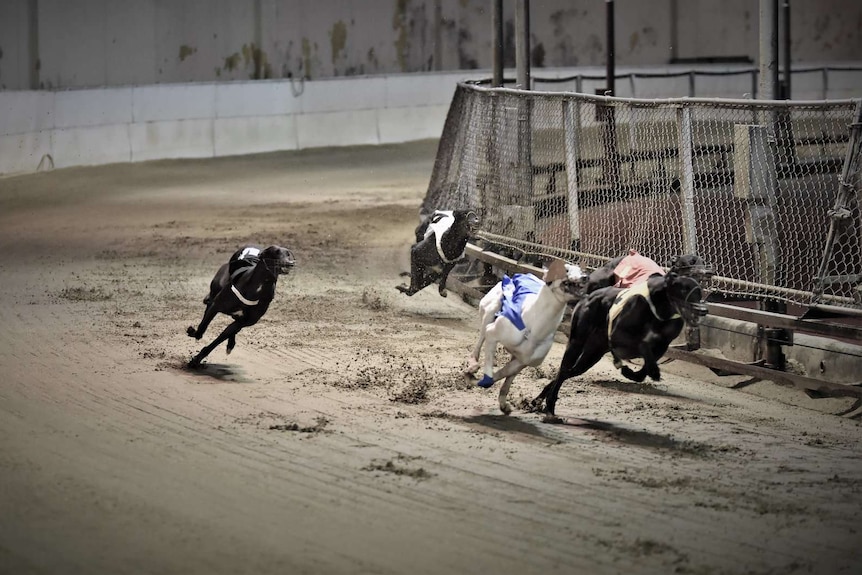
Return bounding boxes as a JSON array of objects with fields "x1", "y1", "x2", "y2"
[
  {"x1": 492, "y1": 0, "x2": 504, "y2": 87},
  {"x1": 515, "y1": 0, "x2": 530, "y2": 90},
  {"x1": 563, "y1": 100, "x2": 581, "y2": 250},
  {"x1": 513, "y1": 0, "x2": 533, "y2": 225},
  {"x1": 434, "y1": 0, "x2": 443, "y2": 72},
  {"x1": 606, "y1": 0, "x2": 615, "y2": 95},
  {"x1": 782, "y1": 0, "x2": 791, "y2": 98},
  {"x1": 253, "y1": 0, "x2": 263, "y2": 79},
  {"x1": 758, "y1": 0, "x2": 785, "y2": 346},
  {"x1": 669, "y1": 0, "x2": 678, "y2": 63},
  {"x1": 759, "y1": 0, "x2": 779, "y2": 101},
  {"x1": 28, "y1": 0, "x2": 40, "y2": 90},
  {"x1": 677, "y1": 106, "x2": 698, "y2": 256},
  {"x1": 678, "y1": 105, "x2": 701, "y2": 351}
]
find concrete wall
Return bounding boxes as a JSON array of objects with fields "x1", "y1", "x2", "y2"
[
  {"x1": 0, "y1": 72, "x2": 462, "y2": 175},
  {"x1": 3, "y1": 63, "x2": 858, "y2": 177},
  {"x1": 3, "y1": 0, "x2": 862, "y2": 91}
]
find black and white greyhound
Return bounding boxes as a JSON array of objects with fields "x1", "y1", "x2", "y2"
[
  {"x1": 397, "y1": 209, "x2": 479, "y2": 297},
  {"x1": 186, "y1": 245, "x2": 295, "y2": 368}
]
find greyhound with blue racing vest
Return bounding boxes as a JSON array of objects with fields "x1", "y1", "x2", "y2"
[{"x1": 464, "y1": 260, "x2": 587, "y2": 414}]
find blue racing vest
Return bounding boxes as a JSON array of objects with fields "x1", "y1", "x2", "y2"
[{"x1": 497, "y1": 273, "x2": 546, "y2": 331}]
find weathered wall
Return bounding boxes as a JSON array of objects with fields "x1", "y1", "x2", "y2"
[
  {"x1": 2, "y1": 0, "x2": 862, "y2": 91},
  {"x1": 0, "y1": 71, "x2": 465, "y2": 175}
]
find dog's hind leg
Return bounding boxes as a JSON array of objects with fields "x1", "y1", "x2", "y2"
[
  {"x1": 497, "y1": 371, "x2": 522, "y2": 415},
  {"x1": 618, "y1": 333, "x2": 663, "y2": 382},
  {"x1": 189, "y1": 321, "x2": 243, "y2": 368},
  {"x1": 619, "y1": 364, "x2": 649, "y2": 382},
  {"x1": 542, "y1": 339, "x2": 607, "y2": 419},
  {"x1": 530, "y1": 308, "x2": 599, "y2": 412}
]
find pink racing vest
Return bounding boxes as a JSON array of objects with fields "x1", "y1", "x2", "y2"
[{"x1": 613, "y1": 250, "x2": 665, "y2": 288}]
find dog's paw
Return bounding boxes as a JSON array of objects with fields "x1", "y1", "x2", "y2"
[
  {"x1": 542, "y1": 413, "x2": 564, "y2": 424},
  {"x1": 186, "y1": 326, "x2": 198, "y2": 338},
  {"x1": 438, "y1": 289, "x2": 448, "y2": 298},
  {"x1": 476, "y1": 374, "x2": 495, "y2": 388},
  {"x1": 525, "y1": 399, "x2": 544, "y2": 413}
]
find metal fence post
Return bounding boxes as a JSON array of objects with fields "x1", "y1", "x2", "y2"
[
  {"x1": 563, "y1": 99, "x2": 581, "y2": 250},
  {"x1": 734, "y1": 122, "x2": 784, "y2": 366},
  {"x1": 515, "y1": 0, "x2": 531, "y2": 90},
  {"x1": 677, "y1": 105, "x2": 701, "y2": 350},
  {"x1": 492, "y1": 0, "x2": 503, "y2": 87},
  {"x1": 676, "y1": 106, "x2": 698, "y2": 256},
  {"x1": 734, "y1": 124, "x2": 780, "y2": 287}
]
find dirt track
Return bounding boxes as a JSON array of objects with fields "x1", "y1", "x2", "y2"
[{"x1": 1, "y1": 140, "x2": 861, "y2": 575}]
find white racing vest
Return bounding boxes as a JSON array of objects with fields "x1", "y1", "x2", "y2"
[{"x1": 423, "y1": 210, "x2": 464, "y2": 263}]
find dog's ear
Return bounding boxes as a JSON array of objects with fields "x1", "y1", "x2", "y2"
[{"x1": 543, "y1": 259, "x2": 568, "y2": 283}]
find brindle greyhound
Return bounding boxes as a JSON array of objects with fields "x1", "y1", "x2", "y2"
[
  {"x1": 397, "y1": 209, "x2": 479, "y2": 297},
  {"x1": 531, "y1": 272, "x2": 708, "y2": 418},
  {"x1": 186, "y1": 245, "x2": 295, "y2": 368}
]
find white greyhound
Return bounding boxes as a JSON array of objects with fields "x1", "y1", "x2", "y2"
[{"x1": 464, "y1": 260, "x2": 586, "y2": 414}]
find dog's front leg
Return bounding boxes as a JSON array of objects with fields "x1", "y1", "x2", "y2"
[
  {"x1": 437, "y1": 262, "x2": 456, "y2": 297},
  {"x1": 396, "y1": 251, "x2": 424, "y2": 296},
  {"x1": 187, "y1": 300, "x2": 220, "y2": 340},
  {"x1": 189, "y1": 321, "x2": 243, "y2": 368}
]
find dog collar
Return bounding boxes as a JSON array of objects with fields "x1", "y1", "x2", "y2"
[{"x1": 231, "y1": 284, "x2": 259, "y2": 306}]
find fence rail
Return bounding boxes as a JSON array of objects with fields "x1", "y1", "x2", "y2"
[
  {"x1": 423, "y1": 81, "x2": 862, "y2": 311},
  {"x1": 477, "y1": 65, "x2": 862, "y2": 101}
]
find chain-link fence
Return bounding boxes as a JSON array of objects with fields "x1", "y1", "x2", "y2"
[{"x1": 423, "y1": 82, "x2": 862, "y2": 310}]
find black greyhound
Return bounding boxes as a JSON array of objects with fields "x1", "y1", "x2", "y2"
[
  {"x1": 397, "y1": 209, "x2": 479, "y2": 297},
  {"x1": 531, "y1": 272, "x2": 708, "y2": 418},
  {"x1": 186, "y1": 245, "x2": 295, "y2": 368},
  {"x1": 583, "y1": 250, "x2": 713, "y2": 294}
]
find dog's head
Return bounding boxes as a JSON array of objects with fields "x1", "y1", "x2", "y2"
[
  {"x1": 669, "y1": 254, "x2": 714, "y2": 283},
  {"x1": 453, "y1": 210, "x2": 480, "y2": 236},
  {"x1": 544, "y1": 259, "x2": 587, "y2": 301},
  {"x1": 665, "y1": 273, "x2": 708, "y2": 325},
  {"x1": 260, "y1": 245, "x2": 296, "y2": 276}
]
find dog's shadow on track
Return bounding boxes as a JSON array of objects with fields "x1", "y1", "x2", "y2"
[
  {"x1": 458, "y1": 413, "x2": 573, "y2": 444},
  {"x1": 589, "y1": 378, "x2": 692, "y2": 400},
  {"x1": 457, "y1": 412, "x2": 711, "y2": 455},
  {"x1": 549, "y1": 416, "x2": 713, "y2": 456},
  {"x1": 181, "y1": 362, "x2": 253, "y2": 383}
]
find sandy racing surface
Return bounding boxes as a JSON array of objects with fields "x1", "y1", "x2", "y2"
[{"x1": 1, "y1": 140, "x2": 861, "y2": 574}]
